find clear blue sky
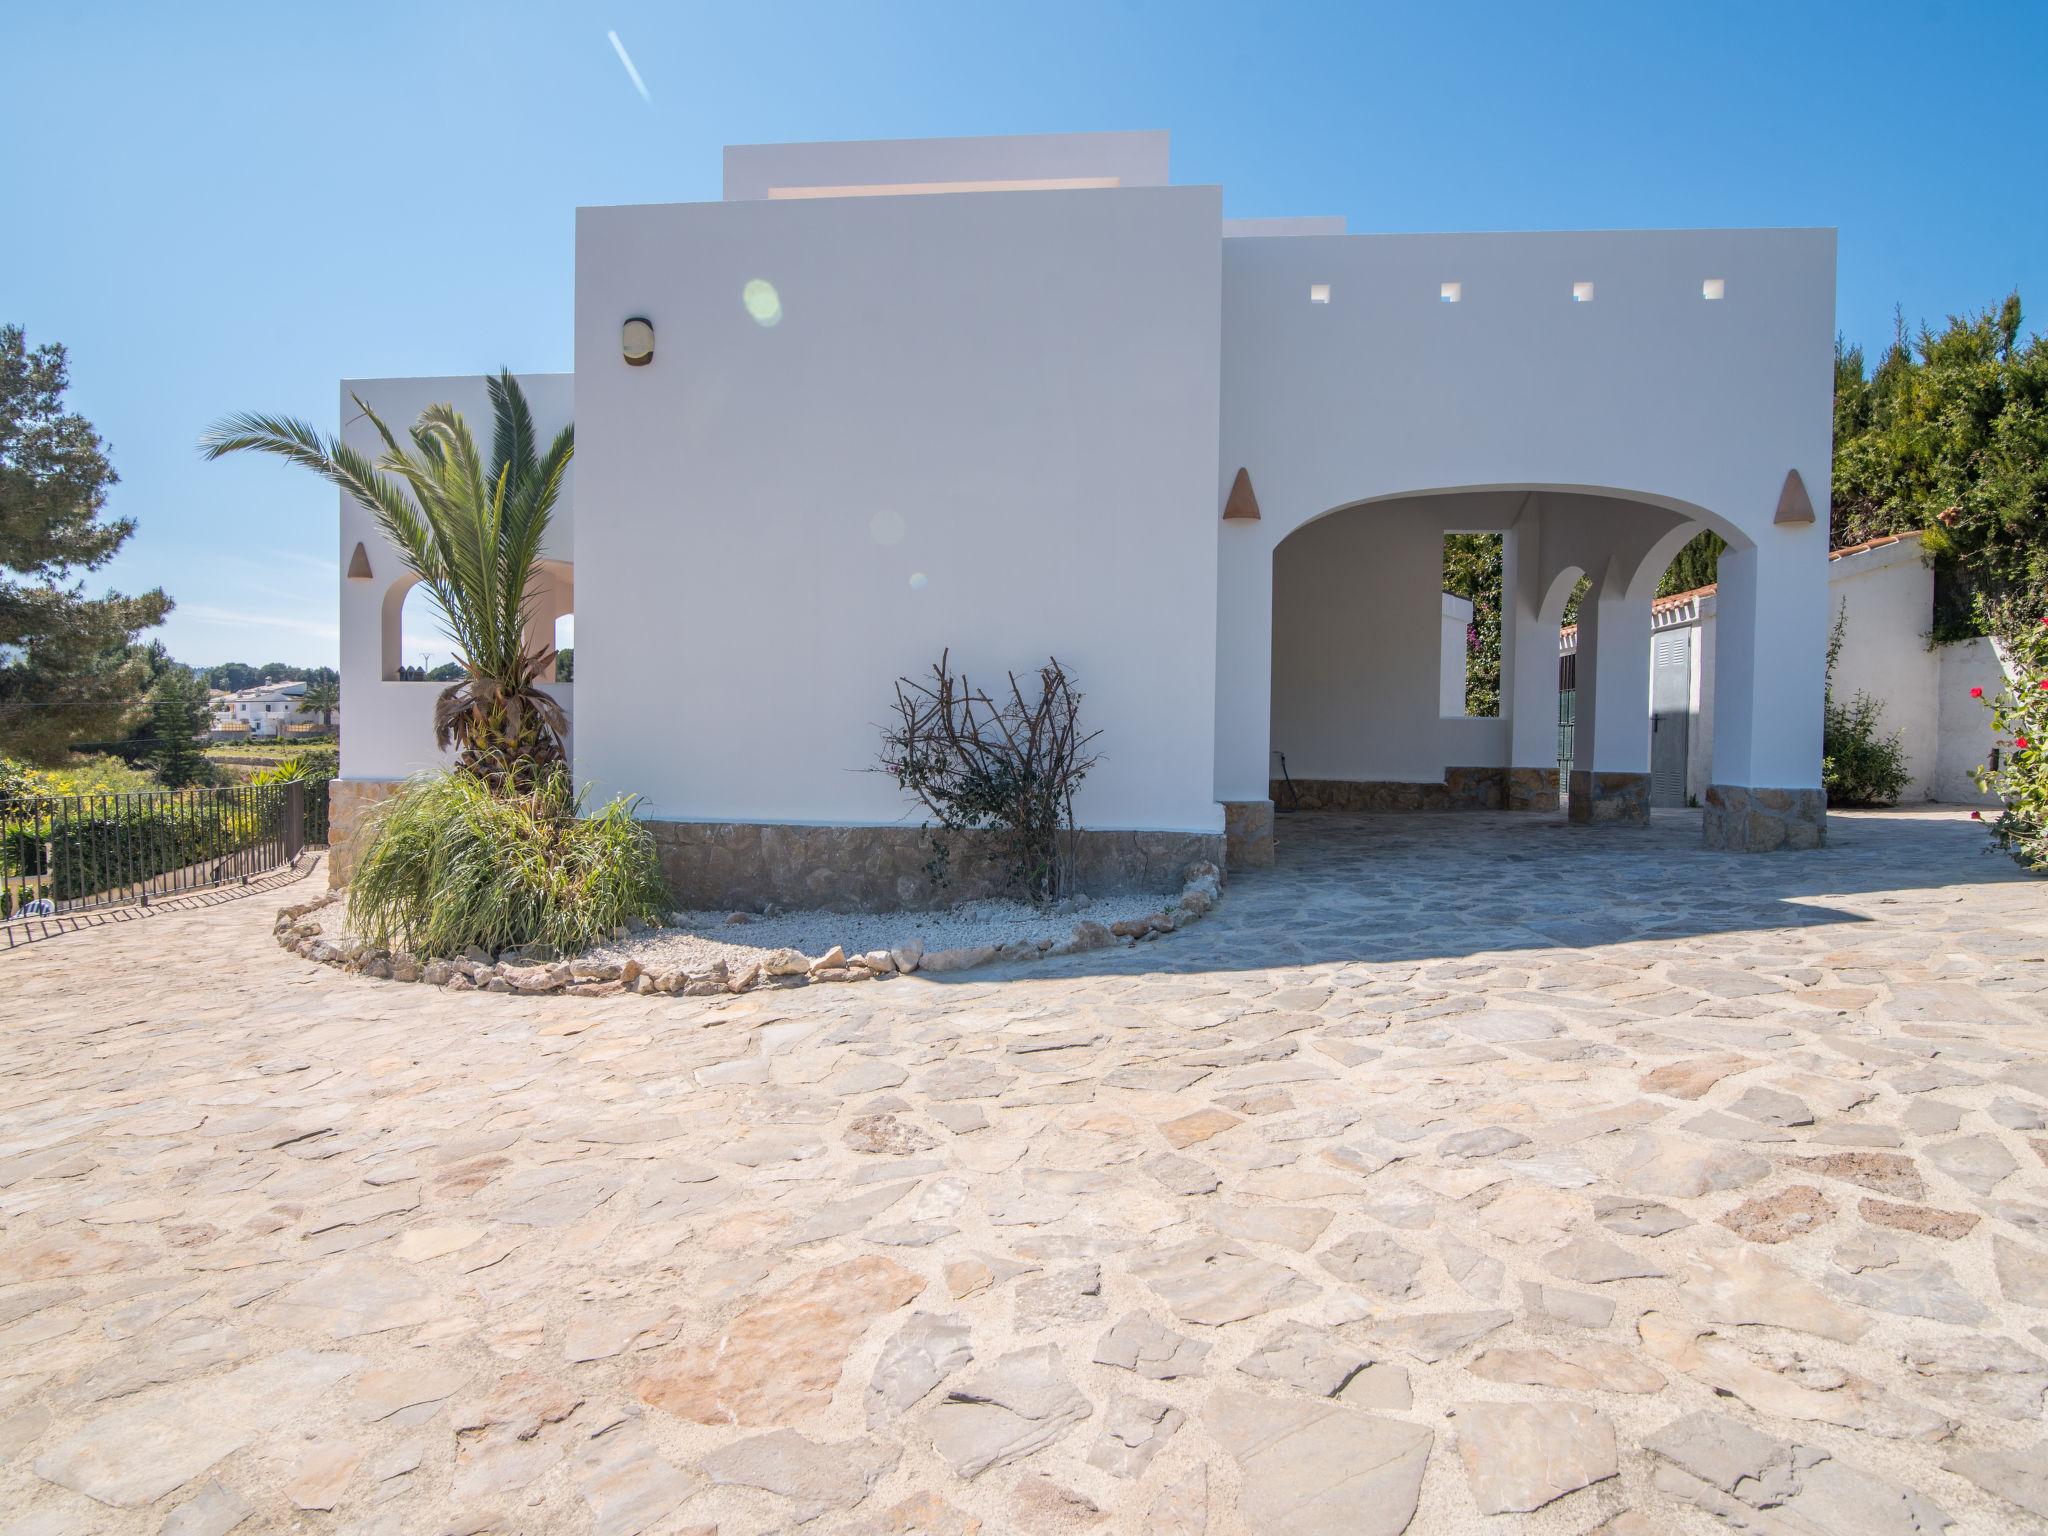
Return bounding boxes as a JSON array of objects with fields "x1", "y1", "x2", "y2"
[{"x1": 5, "y1": 0, "x2": 2043, "y2": 668}]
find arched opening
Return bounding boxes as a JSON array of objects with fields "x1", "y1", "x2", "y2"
[
  {"x1": 526, "y1": 560, "x2": 573, "y2": 684},
  {"x1": 1260, "y1": 484, "x2": 1750, "y2": 841},
  {"x1": 552, "y1": 612, "x2": 575, "y2": 682},
  {"x1": 380, "y1": 575, "x2": 464, "y2": 682}
]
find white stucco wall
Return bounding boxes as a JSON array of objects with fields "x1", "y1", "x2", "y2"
[
  {"x1": 723, "y1": 132, "x2": 1170, "y2": 201},
  {"x1": 1822, "y1": 538, "x2": 1939, "y2": 799},
  {"x1": 335, "y1": 373, "x2": 575, "y2": 783},
  {"x1": 1655, "y1": 536, "x2": 1999, "y2": 806},
  {"x1": 572, "y1": 183, "x2": 1224, "y2": 831},
  {"x1": 1216, "y1": 225, "x2": 1837, "y2": 802},
  {"x1": 1271, "y1": 506, "x2": 1507, "y2": 782},
  {"x1": 1935, "y1": 639, "x2": 2007, "y2": 804},
  {"x1": 1440, "y1": 594, "x2": 1473, "y2": 718}
]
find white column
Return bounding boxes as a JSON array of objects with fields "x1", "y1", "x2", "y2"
[
  {"x1": 1572, "y1": 572, "x2": 1651, "y2": 775},
  {"x1": 1213, "y1": 522, "x2": 1275, "y2": 863},
  {"x1": 1509, "y1": 567, "x2": 1569, "y2": 772},
  {"x1": 1568, "y1": 562, "x2": 1653, "y2": 823},
  {"x1": 1710, "y1": 538, "x2": 1826, "y2": 789},
  {"x1": 1702, "y1": 532, "x2": 1828, "y2": 849}
]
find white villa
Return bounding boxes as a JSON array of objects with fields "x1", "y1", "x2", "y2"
[
  {"x1": 209, "y1": 680, "x2": 333, "y2": 740},
  {"x1": 330, "y1": 130, "x2": 1838, "y2": 903}
]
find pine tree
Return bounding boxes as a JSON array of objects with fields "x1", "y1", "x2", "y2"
[
  {"x1": 1, "y1": 326, "x2": 171, "y2": 761},
  {"x1": 146, "y1": 670, "x2": 209, "y2": 788}
]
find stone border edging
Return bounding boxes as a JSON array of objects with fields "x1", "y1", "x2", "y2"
[{"x1": 274, "y1": 861, "x2": 1224, "y2": 997}]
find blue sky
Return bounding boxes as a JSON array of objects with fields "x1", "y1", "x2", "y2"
[{"x1": 5, "y1": 0, "x2": 2044, "y2": 668}]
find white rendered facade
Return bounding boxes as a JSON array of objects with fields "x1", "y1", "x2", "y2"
[{"x1": 333, "y1": 130, "x2": 1838, "y2": 882}]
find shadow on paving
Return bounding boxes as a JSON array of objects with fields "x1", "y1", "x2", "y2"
[{"x1": 925, "y1": 806, "x2": 2035, "y2": 980}]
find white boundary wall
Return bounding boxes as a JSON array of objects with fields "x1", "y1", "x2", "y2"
[{"x1": 1643, "y1": 535, "x2": 2001, "y2": 805}]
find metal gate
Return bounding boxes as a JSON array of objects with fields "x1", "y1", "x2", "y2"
[
  {"x1": 1650, "y1": 628, "x2": 1691, "y2": 807},
  {"x1": 1556, "y1": 652, "x2": 1576, "y2": 784}
]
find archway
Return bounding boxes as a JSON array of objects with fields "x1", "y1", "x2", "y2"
[{"x1": 1231, "y1": 482, "x2": 1758, "y2": 862}]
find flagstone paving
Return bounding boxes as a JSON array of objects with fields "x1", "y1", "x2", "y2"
[{"x1": 2, "y1": 806, "x2": 2046, "y2": 1535}]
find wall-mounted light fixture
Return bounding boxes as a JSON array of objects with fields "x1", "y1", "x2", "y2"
[{"x1": 621, "y1": 316, "x2": 655, "y2": 367}]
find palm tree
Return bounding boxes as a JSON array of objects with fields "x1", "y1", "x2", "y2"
[
  {"x1": 301, "y1": 680, "x2": 339, "y2": 729},
  {"x1": 201, "y1": 373, "x2": 572, "y2": 787}
]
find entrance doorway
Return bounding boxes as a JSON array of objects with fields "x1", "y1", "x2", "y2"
[{"x1": 1650, "y1": 628, "x2": 1691, "y2": 807}]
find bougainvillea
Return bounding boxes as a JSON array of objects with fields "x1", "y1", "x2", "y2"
[{"x1": 1971, "y1": 616, "x2": 2048, "y2": 873}]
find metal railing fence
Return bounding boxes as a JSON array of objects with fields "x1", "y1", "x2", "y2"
[{"x1": 2, "y1": 782, "x2": 308, "y2": 919}]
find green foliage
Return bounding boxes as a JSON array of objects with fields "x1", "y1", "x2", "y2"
[
  {"x1": 146, "y1": 669, "x2": 212, "y2": 788},
  {"x1": 1833, "y1": 294, "x2": 2048, "y2": 643},
  {"x1": 0, "y1": 752, "x2": 152, "y2": 802},
  {"x1": 1657, "y1": 530, "x2": 1725, "y2": 596},
  {"x1": 1441, "y1": 533, "x2": 1502, "y2": 716},
  {"x1": 1971, "y1": 615, "x2": 2048, "y2": 873},
  {"x1": 0, "y1": 325, "x2": 172, "y2": 762},
  {"x1": 1821, "y1": 603, "x2": 1911, "y2": 806},
  {"x1": 203, "y1": 373, "x2": 572, "y2": 786},
  {"x1": 300, "y1": 680, "x2": 339, "y2": 726},
  {"x1": 346, "y1": 770, "x2": 667, "y2": 958},
  {"x1": 554, "y1": 646, "x2": 572, "y2": 682},
  {"x1": 250, "y1": 748, "x2": 336, "y2": 842},
  {"x1": 250, "y1": 746, "x2": 338, "y2": 784}
]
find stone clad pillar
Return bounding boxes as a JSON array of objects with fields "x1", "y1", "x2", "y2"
[
  {"x1": 1702, "y1": 538, "x2": 1828, "y2": 850},
  {"x1": 1567, "y1": 567, "x2": 1652, "y2": 825},
  {"x1": 1222, "y1": 799, "x2": 1275, "y2": 867}
]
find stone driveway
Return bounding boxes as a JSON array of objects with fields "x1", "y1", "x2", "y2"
[{"x1": 2, "y1": 807, "x2": 2046, "y2": 1536}]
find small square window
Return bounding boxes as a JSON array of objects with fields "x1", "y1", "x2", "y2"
[
  {"x1": 1572, "y1": 281, "x2": 1595, "y2": 303},
  {"x1": 1308, "y1": 283, "x2": 1331, "y2": 304},
  {"x1": 1702, "y1": 278, "x2": 1726, "y2": 301},
  {"x1": 1439, "y1": 281, "x2": 1462, "y2": 303}
]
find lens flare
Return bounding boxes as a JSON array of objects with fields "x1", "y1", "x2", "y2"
[
  {"x1": 908, "y1": 572, "x2": 928, "y2": 591},
  {"x1": 869, "y1": 509, "x2": 906, "y2": 547},
  {"x1": 742, "y1": 279, "x2": 782, "y2": 328}
]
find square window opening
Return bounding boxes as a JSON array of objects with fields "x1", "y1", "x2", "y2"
[
  {"x1": 1572, "y1": 281, "x2": 1596, "y2": 303},
  {"x1": 1439, "y1": 281, "x2": 1462, "y2": 303},
  {"x1": 1309, "y1": 283, "x2": 1331, "y2": 304},
  {"x1": 1441, "y1": 532, "x2": 1503, "y2": 719},
  {"x1": 1702, "y1": 278, "x2": 1726, "y2": 300}
]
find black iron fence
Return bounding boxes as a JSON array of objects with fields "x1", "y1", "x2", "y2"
[
  {"x1": 1557, "y1": 652, "x2": 1578, "y2": 786},
  {"x1": 1, "y1": 782, "x2": 315, "y2": 919}
]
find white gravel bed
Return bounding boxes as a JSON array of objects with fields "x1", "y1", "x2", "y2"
[{"x1": 585, "y1": 890, "x2": 1181, "y2": 974}]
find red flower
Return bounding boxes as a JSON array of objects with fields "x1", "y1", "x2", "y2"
[
  {"x1": 1972, "y1": 810, "x2": 1983, "y2": 819},
  {"x1": 1970, "y1": 686, "x2": 1984, "y2": 698},
  {"x1": 2019, "y1": 737, "x2": 2033, "y2": 750}
]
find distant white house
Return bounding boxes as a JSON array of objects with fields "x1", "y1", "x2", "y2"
[
  {"x1": 209, "y1": 681, "x2": 334, "y2": 740},
  {"x1": 325, "y1": 127, "x2": 1840, "y2": 899},
  {"x1": 1561, "y1": 531, "x2": 2003, "y2": 807}
]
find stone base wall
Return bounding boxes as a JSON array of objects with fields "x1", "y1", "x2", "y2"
[
  {"x1": 646, "y1": 820, "x2": 1225, "y2": 913},
  {"x1": 1507, "y1": 767, "x2": 1562, "y2": 812},
  {"x1": 1270, "y1": 768, "x2": 1508, "y2": 814},
  {"x1": 1567, "y1": 771, "x2": 1650, "y2": 826},
  {"x1": 326, "y1": 778, "x2": 403, "y2": 888},
  {"x1": 1223, "y1": 800, "x2": 1275, "y2": 869},
  {"x1": 1703, "y1": 785, "x2": 1828, "y2": 851}
]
